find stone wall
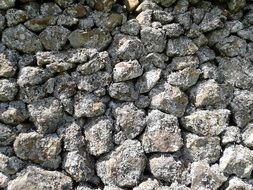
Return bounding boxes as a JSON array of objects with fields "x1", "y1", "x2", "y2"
[{"x1": 0, "y1": 0, "x2": 253, "y2": 189}]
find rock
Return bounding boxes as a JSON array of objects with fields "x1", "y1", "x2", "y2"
[
  {"x1": 14, "y1": 132, "x2": 61, "y2": 167},
  {"x1": 166, "y1": 36, "x2": 198, "y2": 57},
  {"x1": 63, "y1": 150, "x2": 94, "y2": 182},
  {"x1": 7, "y1": 166, "x2": 72, "y2": 190},
  {"x1": 167, "y1": 67, "x2": 200, "y2": 90},
  {"x1": 2, "y1": 24, "x2": 42, "y2": 53},
  {"x1": 242, "y1": 123, "x2": 253, "y2": 148},
  {"x1": 84, "y1": 117, "x2": 114, "y2": 156},
  {"x1": 24, "y1": 16, "x2": 58, "y2": 32},
  {"x1": 149, "y1": 82, "x2": 188, "y2": 117},
  {"x1": 222, "y1": 126, "x2": 241, "y2": 145},
  {"x1": 28, "y1": 97, "x2": 64, "y2": 134},
  {"x1": 120, "y1": 19, "x2": 140, "y2": 36},
  {"x1": 227, "y1": 0, "x2": 246, "y2": 12},
  {"x1": 140, "y1": 27, "x2": 166, "y2": 53},
  {"x1": 170, "y1": 56, "x2": 199, "y2": 71},
  {"x1": 125, "y1": 0, "x2": 139, "y2": 12},
  {"x1": 182, "y1": 109, "x2": 230, "y2": 136},
  {"x1": 57, "y1": 15, "x2": 79, "y2": 27},
  {"x1": 18, "y1": 85, "x2": 47, "y2": 104},
  {"x1": 0, "y1": 153, "x2": 25, "y2": 175},
  {"x1": 6, "y1": 9, "x2": 28, "y2": 27},
  {"x1": 109, "y1": 34, "x2": 145, "y2": 61},
  {"x1": 0, "y1": 15, "x2": 6, "y2": 32},
  {"x1": 114, "y1": 103, "x2": 145, "y2": 139},
  {"x1": 225, "y1": 20, "x2": 243, "y2": 33},
  {"x1": 153, "y1": 10, "x2": 174, "y2": 24},
  {"x1": 63, "y1": 4, "x2": 88, "y2": 18},
  {"x1": 207, "y1": 29, "x2": 230, "y2": 46},
  {"x1": 230, "y1": 90, "x2": 253, "y2": 127},
  {"x1": 226, "y1": 177, "x2": 253, "y2": 190},
  {"x1": 40, "y1": 2, "x2": 62, "y2": 16},
  {"x1": 136, "y1": 69, "x2": 162, "y2": 93},
  {"x1": 68, "y1": 29, "x2": 112, "y2": 51},
  {"x1": 196, "y1": 46, "x2": 215, "y2": 63},
  {"x1": 140, "y1": 53, "x2": 168, "y2": 70},
  {"x1": 96, "y1": 140, "x2": 146, "y2": 187},
  {"x1": 141, "y1": 110, "x2": 183, "y2": 153},
  {"x1": 93, "y1": 0, "x2": 116, "y2": 12},
  {"x1": 237, "y1": 26, "x2": 253, "y2": 42},
  {"x1": 113, "y1": 60, "x2": 143, "y2": 82},
  {"x1": 154, "y1": 0, "x2": 177, "y2": 7},
  {"x1": 0, "y1": 79, "x2": 18, "y2": 102},
  {"x1": 219, "y1": 145, "x2": 253, "y2": 178},
  {"x1": 108, "y1": 81, "x2": 138, "y2": 101},
  {"x1": 0, "y1": 0, "x2": 15, "y2": 10},
  {"x1": 74, "y1": 92, "x2": 106, "y2": 118},
  {"x1": 163, "y1": 23, "x2": 184, "y2": 38},
  {"x1": 191, "y1": 161, "x2": 227, "y2": 190},
  {"x1": 136, "y1": 9, "x2": 152, "y2": 26},
  {"x1": 0, "y1": 123, "x2": 16, "y2": 146},
  {"x1": 57, "y1": 122, "x2": 85, "y2": 151},
  {"x1": 199, "y1": 62, "x2": 219, "y2": 80},
  {"x1": 0, "y1": 52, "x2": 17, "y2": 78},
  {"x1": 55, "y1": 0, "x2": 75, "y2": 7},
  {"x1": 39, "y1": 26, "x2": 70, "y2": 51},
  {"x1": 0, "y1": 172, "x2": 9, "y2": 188}
]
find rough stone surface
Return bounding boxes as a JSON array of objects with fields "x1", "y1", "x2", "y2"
[{"x1": 0, "y1": 79, "x2": 18, "y2": 102}]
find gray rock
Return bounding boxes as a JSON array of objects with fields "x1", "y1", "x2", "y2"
[
  {"x1": 39, "y1": 26, "x2": 70, "y2": 51},
  {"x1": 237, "y1": 26, "x2": 253, "y2": 42},
  {"x1": 120, "y1": 19, "x2": 141, "y2": 36},
  {"x1": 63, "y1": 4, "x2": 88, "y2": 18},
  {"x1": 140, "y1": 53, "x2": 168, "y2": 70},
  {"x1": 0, "y1": 79, "x2": 18, "y2": 102},
  {"x1": 134, "y1": 95, "x2": 150, "y2": 109},
  {"x1": 222, "y1": 126, "x2": 241, "y2": 145},
  {"x1": 133, "y1": 178, "x2": 160, "y2": 190},
  {"x1": 166, "y1": 36, "x2": 198, "y2": 57},
  {"x1": 230, "y1": 90, "x2": 253, "y2": 127},
  {"x1": 0, "y1": 52, "x2": 17, "y2": 78},
  {"x1": 191, "y1": 161, "x2": 227, "y2": 190},
  {"x1": 182, "y1": 109, "x2": 230, "y2": 136},
  {"x1": 68, "y1": 29, "x2": 112, "y2": 51},
  {"x1": 78, "y1": 17, "x2": 94, "y2": 30},
  {"x1": 196, "y1": 46, "x2": 215, "y2": 64},
  {"x1": 207, "y1": 29, "x2": 230, "y2": 47},
  {"x1": 74, "y1": 92, "x2": 106, "y2": 118},
  {"x1": 57, "y1": 15, "x2": 78, "y2": 27},
  {"x1": 55, "y1": 0, "x2": 75, "y2": 7},
  {"x1": 140, "y1": 27, "x2": 166, "y2": 53},
  {"x1": 24, "y1": 16, "x2": 58, "y2": 32},
  {"x1": 149, "y1": 82, "x2": 188, "y2": 117},
  {"x1": 0, "y1": 153, "x2": 25, "y2": 175},
  {"x1": 7, "y1": 166, "x2": 72, "y2": 190},
  {"x1": 0, "y1": 172, "x2": 9, "y2": 188},
  {"x1": 226, "y1": 177, "x2": 253, "y2": 190},
  {"x1": 0, "y1": 15, "x2": 6, "y2": 32},
  {"x1": 227, "y1": 0, "x2": 246, "y2": 12},
  {"x1": 108, "y1": 81, "x2": 138, "y2": 101},
  {"x1": 109, "y1": 34, "x2": 145, "y2": 61},
  {"x1": 199, "y1": 62, "x2": 219, "y2": 80},
  {"x1": 114, "y1": 103, "x2": 145, "y2": 139},
  {"x1": 40, "y1": 2, "x2": 62, "y2": 16},
  {"x1": 170, "y1": 56, "x2": 199, "y2": 71},
  {"x1": 6, "y1": 9, "x2": 28, "y2": 27},
  {"x1": 184, "y1": 133, "x2": 221, "y2": 163},
  {"x1": 113, "y1": 60, "x2": 143, "y2": 82},
  {"x1": 141, "y1": 110, "x2": 183, "y2": 153},
  {"x1": 63, "y1": 150, "x2": 94, "y2": 182},
  {"x1": 242, "y1": 123, "x2": 253, "y2": 148},
  {"x1": 18, "y1": 85, "x2": 47, "y2": 104},
  {"x1": 96, "y1": 140, "x2": 146, "y2": 187},
  {"x1": 14, "y1": 132, "x2": 61, "y2": 167},
  {"x1": 163, "y1": 23, "x2": 184, "y2": 38},
  {"x1": 0, "y1": 123, "x2": 16, "y2": 146},
  {"x1": 219, "y1": 145, "x2": 253, "y2": 178},
  {"x1": 28, "y1": 97, "x2": 64, "y2": 134},
  {"x1": 153, "y1": 10, "x2": 173, "y2": 24},
  {"x1": 154, "y1": 0, "x2": 177, "y2": 7},
  {"x1": 136, "y1": 9, "x2": 152, "y2": 26},
  {"x1": 225, "y1": 20, "x2": 243, "y2": 33},
  {"x1": 0, "y1": 0, "x2": 15, "y2": 10},
  {"x1": 2, "y1": 24, "x2": 42, "y2": 53}
]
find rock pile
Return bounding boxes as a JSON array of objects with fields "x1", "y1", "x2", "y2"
[{"x1": 0, "y1": 0, "x2": 253, "y2": 189}]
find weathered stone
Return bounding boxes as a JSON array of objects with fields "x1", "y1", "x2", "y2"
[
  {"x1": 237, "y1": 26, "x2": 253, "y2": 42},
  {"x1": 0, "y1": 123, "x2": 16, "y2": 146},
  {"x1": 153, "y1": 10, "x2": 173, "y2": 24},
  {"x1": 0, "y1": 0, "x2": 15, "y2": 10},
  {"x1": 227, "y1": 0, "x2": 246, "y2": 12},
  {"x1": 140, "y1": 53, "x2": 168, "y2": 70},
  {"x1": 14, "y1": 132, "x2": 61, "y2": 166},
  {"x1": 113, "y1": 60, "x2": 143, "y2": 82},
  {"x1": 0, "y1": 172, "x2": 9, "y2": 188},
  {"x1": 84, "y1": 117, "x2": 114, "y2": 156},
  {"x1": 0, "y1": 53, "x2": 17, "y2": 78},
  {"x1": 57, "y1": 15, "x2": 79, "y2": 27},
  {"x1": 242, "y1": 123, "x2": 253, "y2": 148},
  {"x1": 63, "y1": 150, "x2": 94, "y2": 182},
  {"x1": 149, "y1": 82, "x2": 188, "y2": 117},
  {"x1": 0, "y1": 79, "x2": 18, "y2": 102},
  {"x1": 196, "y1": 46, "x2": 215, "y2": 63},
  {"x1": 7, "y1": 166, "x2": 72, "y2": 190},
  {"x1": 170, "y1": 56, "x2": 199, "y2": 71},
  {"x1": 24, "y1": 16, "x2": 58, "y2": 32},
  {"x1": 136, "y1": 9, "x2": 152, "y2": 26},
  {"x1": 63, "y1": 4, "x2": 88, "y2": 18},
  {"x1": 120, "y1": 19, "x2": 140, "y2": 36},
  {"x1": 124, "y1": 0, "x2": 139, "y2": 12},
  {"x1": 40, "y1": 2, "x2": 62, "y2": 16},
  {"x1": 74, "y1": 92, "x2": 106, "y2": 118},
  {"x1": 222, "y1": 126, "x2": 241, "y2": 145},
  {"x1": 225, "y1": 20, "x2": 243, "y2": 33},
  {"x1": 0, "y1": 153, "x2": 25, "y2": 175},
  {"x1": 93, "y1": 0, "x2": 116, "y2": 12},
  {"x1": 219, "y1": 145, "x2": 253, "y2": 178},
  {"x1": 141, "y1": 110, "x2": 183, "y2": 153},
  {"x1": 39, "y1": 26, "x2": 70, "y2": 51},
  {"x1": 207, "y1": 29, "x2": 230, "y2": 46},
  {"x1": 154, "y1": 0, "x2": 177, "y2": 7},
  {"x1": 96, "y1": 140, "x2": 146, "y2": 187},
  {"x1": 163, "y1": 23, "x2": 184, "y2": 37},
  {"x1": 6, "y1": 9, "x2": 28, "y2": 27},
  {"x1": 2, "y1": 24, "x2": 42, "y2": 53},
  {"x1": 18, "y1": 85, "x2": 47, "y2": 104},
  {"x1": 226, "y1": 177, "x2": 253, "y2": 190},
  {"x1": 55, "y1": 0, "x2": 75, "y2": 7}
]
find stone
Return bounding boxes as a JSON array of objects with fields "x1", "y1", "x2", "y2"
[
  {"x1": 230, "y1": 90, "x2": 253, "y2": 127},
  {"x1": 120, "y1": 19, "x2": 140, "y2": 36},
  {"x1": 228, "y1": 0, "x2": 246, "y2": 12},
  {"x1": 2, "y1": 24, "x2": 42, "y2": 53},
  {"x1": 182, "y1": 109, "x2": 230, "y2": 136},
  {"x1": 114, "y1": 103, "x2": 145, "y2": 139},
  {"x1": 0, "y1": 53, "x2": 17, "y2": 78},
  {"x1": 108, "y1": 81, "x2": 138, "y2": 101},
  {"x1": 0, "y1": 79, "x2": 18, "y2": 102},
  {"x1": 40, "y1": 2, "x2": 62, "y2": 16},
  {"x1": 28, "y1": 97, "x2": 64, "y2": 134},
  {"x1": 136, "y1": 69, "x2": 162, "y2": 93},
  {"x1": 154, "y1": 0, "x2": 177, "y2": 7},
  {"x1": 219, "y1": 145, "x2": 253, "y2": 178},
  {"x1": 0, "y1": 15, "x2": 6, "y2": 32},
  {"x1": 74, "y1": 92, "x2": 106, "y2": 118},
  {"x1": 0, "y1": 172, "x2": 9, "y2": 188},
  {"x1": 167, "y1": 67, "x2": 200, "y2": 90},
  {"x1": 7, "y1": 166, "x2": 72, "y2": 190},
  {"x1": 242, "y1": 123, "x2": 253, "y2": 148},
  {"x1": 109, "y1": 34, "x2": 145, "y2": 61},
  {"x1": 93, "y1": 0, "x2": 116, "y2": 12},
  {"x1": 0, "y1": 123, "x2": 16, "y2": 146},
  {"x1": 191, "y1": 161, "x2": 227, "y2": 190},
  {"x1": 140, "y1": 27, "x2": 166, "y2": 53},
  {"x1": 237, "y1": 26, "x2": 253, "y2": 42},
  {"x1": 141, "y1": 110, "x2": 183, "y2": 153},
  {"x1": 196, "y1": 46, "x2": 215, "y2": 63},
  {"x1": 149, "y1": 82, "x2": 188, "y2": 117},
  {"x1": 14, "y1": 132, "x2": 61, "y2": 166},
  {"x1": 0, "y1": 0, "x2": 15, "y2": 10},
  {"x1": 63, "y1": 4, "x2": 88, "y2": 18},
  {"x1": 163, "y1": 23, "x2": 184, "y2": 38},
  {"x1": 6, "y1": 9, "x2": 28, "y2": 27},
  {"x1": 113, "y1": 60, "x2": 143, "y2": 82},
  {"x1": 0, "y1": 153, "x2": 25, "y2": 175},
  {"x1": 140, "y1": 53, "x2": 168, "y2": 70},
  {"x1": 24, "y1": 16, "x2": 58, "y2": 32},
  {"x1": 39, "y1": 26, "x2": 70, "y2": 51},
  {"x1": 222, "y1": 126, "x2": 241, "y2": 145},
  {"x1": 166, "y1": 36, "x2": 198, "y2": 57},
  {"x1": 96, "y1": 140, "x2": 146, "y2": 187},
  {"x1": 84, "y1": 117, "x2": 114, "y2": 156},
  {"x1": 55, "y1": 0, "x2": 75, "y2": 7},
  {"x1": 199, "y1": 62, "x2": 219, "y2": 80},
  {"x1": 184, "y1": 133, "x2": 221, "y2": 163},
  {"x1": 170, "y1": 56, "x2": 199, "y2": 71},
  {"x1": 63, "y1": 150, "x2": 94, "y2": 182},
  {"x1": 136, "y1": 9, "x2": 152, "y2": 26},
  {"x1": 225, "y1": 20, "x2": 243, "y2": 33},
  {"x1": 207, "y1": 29, "x2": 230, "y2": 46},
  {"x1": 18, "y1": 85, "x2": 47, "y2": 104},
  {"x1": 68, "y1": 29, "x2": 112, "y2": 51},
  {"x1": 57, "y1": 15, "x2": 79, "y2": 27},
  {"x1": 133, "y1": 178, "x2": 160, "y2": 190},
  {"x1": 226, "y1": 177, "x2": 253, "y2": 190},
  {"x1": 153, "y1": 10, "x2": 174, "y2": 24},
  {"x1": 125, "y1": 0, "x2": 139, "y2": 12}
]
